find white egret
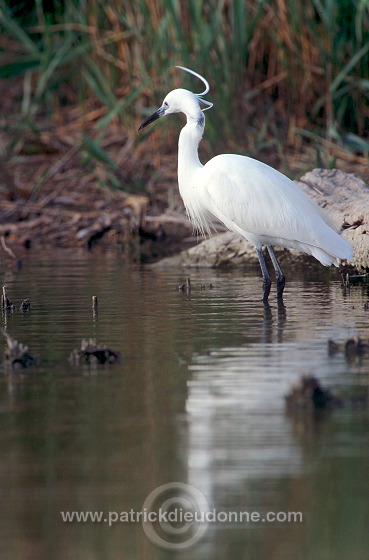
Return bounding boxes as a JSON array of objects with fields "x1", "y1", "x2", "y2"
[{"x1": 139, "y1": 67, "x2": 353, "y2": 301}]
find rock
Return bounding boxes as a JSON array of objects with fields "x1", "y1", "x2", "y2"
[
  {"x1": 296, "y1": 169, "x2": 369, "y2": 269},
  {"x1": 182, "y1": 231, "x2": 258, "y2": 267},
  {"x1": 157, "y1": 168, "x2": 368, "y2": 269}
]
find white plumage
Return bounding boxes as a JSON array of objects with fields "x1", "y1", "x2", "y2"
[{"x1": 139, "y1": 67, "x2": 353, "y2": 301}]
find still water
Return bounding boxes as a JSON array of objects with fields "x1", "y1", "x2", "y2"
[{"x1": 0, "y1": 251, "x2": 368, "y2": 560}]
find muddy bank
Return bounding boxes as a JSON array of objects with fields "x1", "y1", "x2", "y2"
[
  {"x1": 0, "y1": 139, "x2": 193, "y2": 261},
  {"x1": 1, "y1": 157, "x2": 368, "y2": 268}
]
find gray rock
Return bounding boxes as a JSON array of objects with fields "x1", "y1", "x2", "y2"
[{"x1": 296, "y1": 169, "x2": 369, "y2": 269}]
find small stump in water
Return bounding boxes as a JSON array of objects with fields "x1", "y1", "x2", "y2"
[
  {"x1": 69, "y1": 339, "x2": 120, "y2": 365},
  {"x1": 2, "y1": 330, "x2": 37, "y2": 369},
  {"x1": 2, "y1": 286, "x2": 15, "y2": 312},
  {"x1": 178, "y1": 278, "x2": 192, "y2": 292}
]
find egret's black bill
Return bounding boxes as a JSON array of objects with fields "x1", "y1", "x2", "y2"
[{"x1": 138, "y1": 110, "x2": 161, "y2": 131}]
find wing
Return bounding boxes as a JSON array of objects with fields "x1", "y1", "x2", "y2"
[{"x1": 199, "y1": 154, "x2": 342, "y2": 252}]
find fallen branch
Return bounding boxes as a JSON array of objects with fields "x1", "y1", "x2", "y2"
[{"x1": 1, "y1": 235, "x2": 17, "y2": 260}]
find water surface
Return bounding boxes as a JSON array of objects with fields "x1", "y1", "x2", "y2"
[{"x1": 1, "y1": 251, "x2": 368, "y2": 559}]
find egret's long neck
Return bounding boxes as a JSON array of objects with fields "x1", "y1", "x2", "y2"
[{"x1": 178, "y1": 113, "x2": 204, "y2": 188}]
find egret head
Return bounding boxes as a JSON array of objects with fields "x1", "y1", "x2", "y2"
[{"x1": 139, "y1": 67, "x2": 212, "y2": 130}]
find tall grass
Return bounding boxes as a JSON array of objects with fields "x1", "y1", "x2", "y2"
[{"x1": 1, "y1": 0, "x2": 368, "y2": 179}]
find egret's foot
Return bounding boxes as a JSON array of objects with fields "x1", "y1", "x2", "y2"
[
  {"x1": 262, "y1": 277, "x2": 272, "y2": 302},
  {"x1": 276, "y1": 274, "x2": 285, "y2": 299}
]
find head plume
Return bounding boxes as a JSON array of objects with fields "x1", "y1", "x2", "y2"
[{"x1": 175, "y1": 66, "x2": 213, "y2": 111}]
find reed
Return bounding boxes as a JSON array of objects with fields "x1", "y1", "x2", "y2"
[{"x1": 1, "y1": 0, "x2": 368, "y2": 179}]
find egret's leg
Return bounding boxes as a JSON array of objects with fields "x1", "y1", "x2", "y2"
[
  {"x1": 267, "y1": 246, "x2": 285, "y2": 299},
  {"x1": 256, "y1": 247, "x2": 271, "y2": 302}
]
